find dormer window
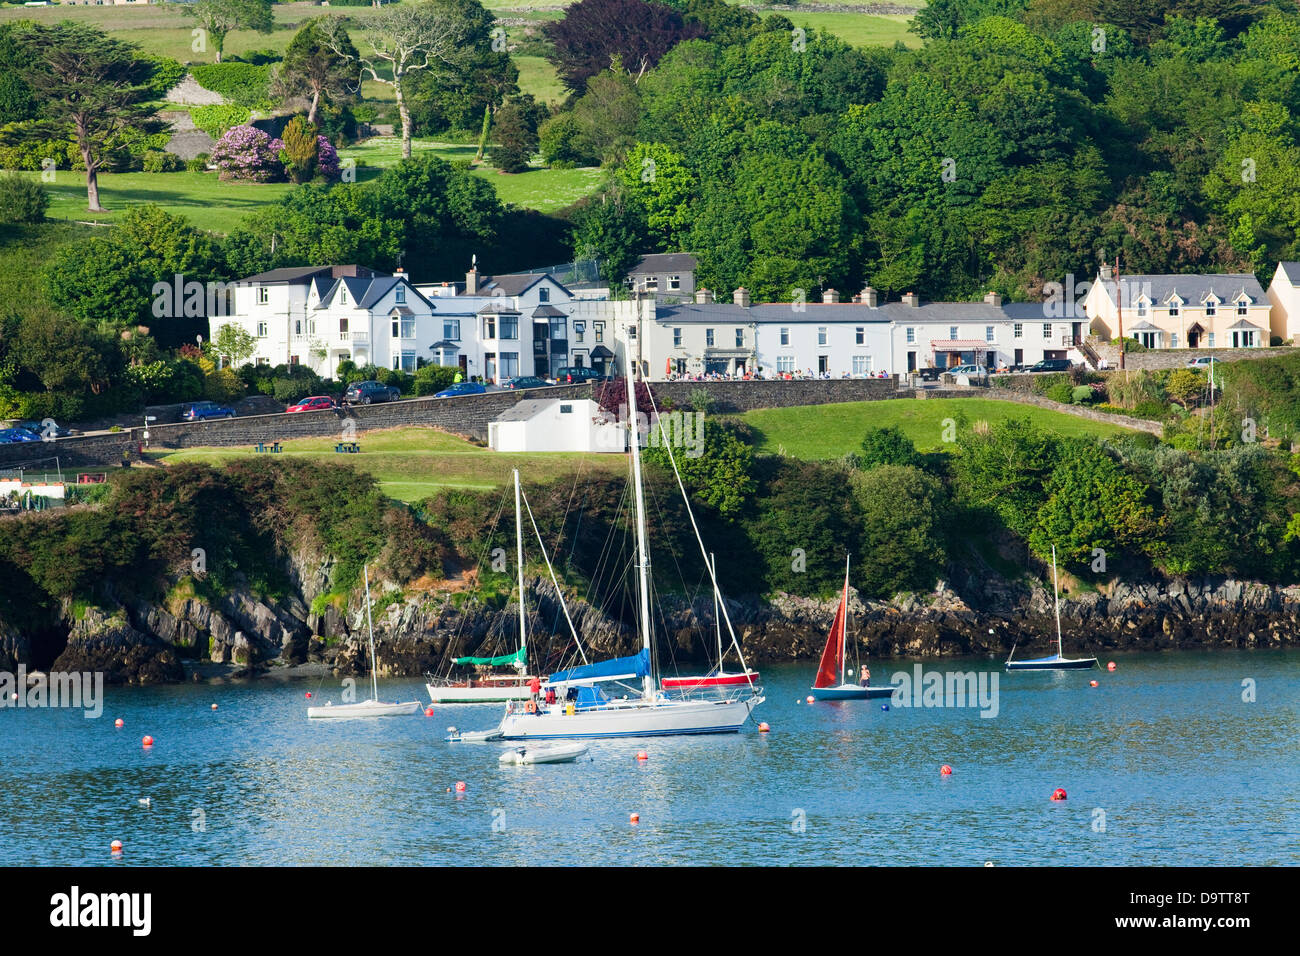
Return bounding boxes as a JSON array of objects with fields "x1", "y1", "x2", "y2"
[
  {"x1": 1237, "y1": 299, "x2": 1248, "y2": 315},
  {"x1": 1168, "y1": 301, "x2": 1179, "y2": 317},
  {"x1": 1136, "y1": 299, "x2": 1147, "y2": 316},
  {"x1": 1206, "y1": 301, "x2": 1216, "y2": 316}
]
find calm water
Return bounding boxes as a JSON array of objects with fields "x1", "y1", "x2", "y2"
[{"x1": 3, "y1": 651, "x2": 1296, "y2": 866}]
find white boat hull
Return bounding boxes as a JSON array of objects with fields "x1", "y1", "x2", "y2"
[
  {"x1": 426, "y1": 682, "x2": 534, "y2": 704},
  {"x1": 446, "y1": 728, "x2": 504, "y2": 742},
  {"x1": 498, "y1": 694, "x2": 763, "y2": 739},
  {"x1": 307, "y1": 700, "x2": 422, "y2": 719},
  {"x1": 499, "y1": 742, "x2": 590, "y2": 764}
]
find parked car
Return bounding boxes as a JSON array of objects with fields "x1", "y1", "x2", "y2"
[
  {"x1": 555, "y1": 366, "x2": 605, "y2": 384},
  {"x1": 16, "y1": 419, "x2": 71, "y2": 438},
  {"x1": 1028, "y1": 358, "x2": 1074, "y2": 373},
  {"x1": 916, "y1": 367, "x2": 944, "y2": 382},
  {"x1": 182, "y1": 401, "x2": 236, "y2": 421},
  {"x1": 1186, "y1": 356, "x2": 1217, "y2": 369},
  {"x1": 947, "y1": 364, "x2": 990, "y2": 378},
  {"x1": 434, "y1": 382, "x2": 487, "y2": 399},
  {"x1": 286, "y1": 395, "x2": 337, "y2": 413},
  {"x1": 343, "y1": 381, "x2": 401, "y2": 405},
  {"x1": 0, "y1": 427, "x2": 40, "y2": 443},
  {"x1": 501, "y1": 376, "x2": 550, "y2": 390}
]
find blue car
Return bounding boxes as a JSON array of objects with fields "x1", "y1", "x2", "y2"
[
  {"x1": 182, "y1": 401, "x2": 236, "y2": 421},
  {"x1": 0, "y1": 427, "x2": 40, "y2": 443},
  {"x1": 433, "y1": 382, "x2": 487, "y2": 399}
]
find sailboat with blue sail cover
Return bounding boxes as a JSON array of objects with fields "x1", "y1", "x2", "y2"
[{"x1": 495, "y1": 353, "x2": 764, "y2": 740}]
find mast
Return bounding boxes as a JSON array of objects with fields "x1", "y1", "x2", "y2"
[
  {"x1": 842, "y1": 555, "x2": 851, "y2": 685},
  {"x1": 1114, "y1": 256, "x2": 1126, "y2": 372},
  {"x1": 364, "y1": 564, "x2": 378, "y2": 702},
  {"x1": 711, "y1": 552, "x2": 722, "y2": 669},
  {"x1": 513, "y1": 469, "x2": 527, "y2": 670},
  {"x1": 1051, "y1": 545, "x2": 1063, "y2": 658},
  {"x1": 625, "y1": 352, "x2": 655, "y2": 700}
]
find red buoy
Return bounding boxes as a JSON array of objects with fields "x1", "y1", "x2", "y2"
[
  {"x1": 110, "y1": 839, "x2": 123, "y2": 854},
  {"x1": 455, "y1": 781, "x2": 467, "y2": 792},
  {"x1": 758, "y1": 722, "x2": 770, "y2": 733},
  {"x1": 1107, "y1": 662, "x2": 1116, "y2": 672},
  {"x1": 305, "y1": 691, "x2": 312, "y2": 699},
  {"x1": 424, "y1": 706, "x2": 434, "y2": 717},
  {"x1": 940, "y1": 764, "x2": 953, "y2": 776},
  {"x1": 805, "y1": 695, "x2": 814, "y2": 704},
  {"x1": 114, "y1": 718, "x2": 124, "y2": 728},
  {"x1": 635, "y1": 750, "x2": 648, "y2": 761},
  {"x1": 141, "y1": 735, "x2": 154, "y2": 748},
  {"x1": 1089, "y1": 680, "x2": 1098, "y2": 687},
  {"x1": 1051, "y1": 788, "x2": 1067, "y2": 801},
  {"x1": 629, "y1": 813, "x2": 639, "y2": 824}
]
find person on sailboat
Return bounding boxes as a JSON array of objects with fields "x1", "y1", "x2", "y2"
[{"x1": 859, "y1": 668, "x2": 871, "y2": 688}]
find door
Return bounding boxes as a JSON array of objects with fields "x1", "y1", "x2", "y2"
[
  {"x1": 818, "y1": 356, "x2": 829, "y2": 375},
  {"x1": 985, "y1": 351, "x2": 995, "y2": 369},
  {"x1": 1187, "y1": 331, "x2": 1200, "y2": 348},
  {"x1": 1014, "y1": 348, "x2": 1023, "y2": 366},
  {"x1": 458, "y1": 355, "x2": 468, "y2": 373},
  {"x1": 907, "y1": 351, "x2": 916, "y2": 372}
]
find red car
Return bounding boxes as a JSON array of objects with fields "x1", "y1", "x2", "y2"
[{"x1": 286, "y1": 395, "x2": 336, "y2": 413}]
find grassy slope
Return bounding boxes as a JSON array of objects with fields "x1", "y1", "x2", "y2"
[
  {"x1": 742, "y1": 398, "x2": 1138, "y2": 458},
  {"x1": 0, "y1": 221, "x2": 100, "y2": 311},
  {"x1": 147, "y1": 425, "x2": 626, "y2": 503}
]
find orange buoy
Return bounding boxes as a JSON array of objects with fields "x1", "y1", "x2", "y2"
[
  {"x1": 940, "y1": 764, "x2": 953, "y2": 776},
  {"x1": 805, "y1": 695, "x2": 814, "y2": 704},
  {"x1": 114, "y1": 718, "x2": 124, "y2": 728},
  {"x1": 424, "y1": 706, "x2": 434, "y2": 717},
  {"x1": 635, "y1": 750, "x2": 648, "y2": 761},
  {"x1": 1089, "y1": 680, "x2": 1098, "y2": 687},
  {"x1": 211, "y1": 703, "x2": 218, "y2": 710},
  {"x1": 758, "y1": 722, "x2": 770, "y2": 733},
  {"x1": 110, "y1": 839, "x2": 123, "y2": 854},
  {"x1": 629, "y1": 812, "x2": 639, "y2": 824},
  {"x1": 1107, "y1": 662, "x2": 1116, "y2": 672},
  {"x1": 454, "y1": 781, "x2": 467, "y2": 792},
  {"x1": 141, "y1": 735, "x2": 154, "y2": 748},
  {"x1": 1051, "y1": 788, "x2": 1067, "y2": 801}
]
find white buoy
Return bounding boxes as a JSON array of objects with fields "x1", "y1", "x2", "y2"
[{"x1": 138, "y1": 797, "x2": 151, "y2": 807}]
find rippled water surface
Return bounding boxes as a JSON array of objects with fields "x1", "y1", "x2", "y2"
[{"x1": 3, "y1": 650, "x2": 1296, "y2": 865}]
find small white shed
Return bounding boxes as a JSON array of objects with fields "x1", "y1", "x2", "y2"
[{"x1": 488, "y1": 399, "x2": 625, "y2": 453}]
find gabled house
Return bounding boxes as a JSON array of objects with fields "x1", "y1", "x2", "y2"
[
  {"x1": 1266, "y1": 262, "x2": 1300, "y2": 345},
  {"x1": 627, "y1": 253, "x2": 698, "y2": 302}
]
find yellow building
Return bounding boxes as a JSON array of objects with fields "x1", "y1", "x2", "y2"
[{"x1": 1082, "y1": 267, "x2": 1270, "y2": 350}]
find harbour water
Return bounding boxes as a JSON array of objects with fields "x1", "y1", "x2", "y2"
[{"x1": 3, "y1": 650, "x2": 1296, "y2": 866}]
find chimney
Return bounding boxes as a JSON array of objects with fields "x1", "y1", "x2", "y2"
[
  {"x1": 862, "y1": 286, "x2": 878, "y2": 307},
  {"x1": 466, "y1": 265, "x2": 478, "y2": 295},
  {"x1": 984, "y1": 291, "x2": 1002, "y2": 306},
  {"x1": 902, "y1": 292, "x2": 920, "y2": 307},
  {"x1": 394, "y1": 267, "x2": 405, "y2": 278},
  {"x1": 823, "y1": 289, "x2": 839, "y2": 304},
  {"x1": 1100, "y1": 263, "x2": 1113, "y2": 281},
  {"x1": 695, "y1": 288, "x2": 714, "y2": 304},
  {"x1": 733, "y1": 287, "x2": 751, "y2": 307}
]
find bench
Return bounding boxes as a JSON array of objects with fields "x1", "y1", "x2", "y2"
[
  {"x1": 334, "y1": 441, "x2": 360, "y2": 454},
  {"x1": 254, "y1": 442, "x2": 283, "y2": 454}
]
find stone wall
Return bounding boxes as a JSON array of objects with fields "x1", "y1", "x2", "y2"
[
  {"x1": 1092, "y1": 344, "x2": 1300, "y2": 371},
  {"x1": 0, "y1": 378, "x2": 906, "y2": 470}
]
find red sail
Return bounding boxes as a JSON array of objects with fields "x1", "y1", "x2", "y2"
[{"x1": 813, "y1": 576, "x2": 848, "y2": 688}]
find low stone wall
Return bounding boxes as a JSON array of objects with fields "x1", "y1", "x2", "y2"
[
  {"x1": 1091, "y1": 345, "x2": 1300, "y2": 371},
  {"x1": 653, "y1": 376, "x2": 899, "y2": 413}
]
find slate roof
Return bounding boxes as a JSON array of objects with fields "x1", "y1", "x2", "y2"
[
  {"x1": 629, "y1": 253, "x2": 698, "y2": 275},
  {"x1": 1097, "y1": 273, "x2": 1267, "y2": 305},
  {"x1": 1277, "y1": 263, "x2": 1300, "y2": 285},
  {"x1": 241, "y1": 266, "x2": 335, "y2": 284}
]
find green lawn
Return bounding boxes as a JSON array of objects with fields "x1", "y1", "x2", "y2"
[
  {"x1": 515, "y1": 54, "x2": 567, "y2": 106},
  {"x1": 477, "y1": 164, "x2": 604, "y2": 211},
  {"x1": 0, "y1": 221, "x2": 99, "y2": 312},
  {"x1": 147, "y1": 426, "x2": 625, "y2": 503},
  {"x1": 772, "y1": 12, "x2": 922, "y2": 48},
  {"x1": 743, "y1": 398, "x2": 1139, "y2": 459},
  {"x1": 337, "y1": 137, "x2": 479, "y2": 169}
]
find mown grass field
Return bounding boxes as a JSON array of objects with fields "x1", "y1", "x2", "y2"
[
  {"x1": 147, "y1": 425, "x2": 626, "y2": 503},
  {"x1": 742, "y1": 398, "x2": 1139, "y2": 458}
]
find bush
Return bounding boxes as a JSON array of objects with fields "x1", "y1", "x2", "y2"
[
  {"x1": 1070, "y1": 384, "x2": 1095, "y2": 404},
  {"x1": 141, "y1": 150, "x2": 184, "y2": 173},
  {"x1": 191, "y1": 104, "x2": 252, "y2": 139},
  {"x1": 190, "y1": 63, "x2": 272, "y2": 109},
  {"x1": 413, "y1": 364, "x2": 458, "y2": 396},
  {"x1": 204, "y1": 368, "x2": 245, "y2": 402},
  {"x1": 0, "y1": 126, "x2": 76, "y2": 171},
  {"x1": 280, "y1": 116, "x2": 319, "y2": 184},
  {"x1": 0, "y1": 171, "x2": 47, "y2": 223},
  {"x1": 211, "y1": 125, "x2": 284, "y2": 182},
  {"x1": 1044, "y1": 379, "x2": 1074, "y2": 404},
  {"x1": 539, "y1": 113, "x2": 593, "y2": 167},
  {"x1": 186, "y1": 155, "x2": 210, "y2": 173}
]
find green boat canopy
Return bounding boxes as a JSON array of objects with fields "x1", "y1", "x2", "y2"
[{"x1": 453, "y1": 648, "x2": 526, "y2": 667}]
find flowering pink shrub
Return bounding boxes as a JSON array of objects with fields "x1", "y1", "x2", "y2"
[
  {"x1": 211, "y1": 125, "x2": 285, "y2": 182},
  {"x1": 317, "y1": 136, "x2": 340, "y2": 179}
]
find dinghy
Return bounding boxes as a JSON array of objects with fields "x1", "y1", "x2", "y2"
[
  {"x1": 498, "y1": 742, "x2": 590, "y2": 765},
  {"x1": 445, "y1": 727, "x2": 505, "y2": 742},
  {"x1": 809, "y1": 556, "x2": 893, "y2": 701},
  {"x1": 1005, "y1": 546, "x2": 1098, "y2": 672}
]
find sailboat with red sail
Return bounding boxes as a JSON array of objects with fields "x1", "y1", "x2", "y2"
[{"x1": 809, "y1": 556, "x2": 893, "y2": 702}]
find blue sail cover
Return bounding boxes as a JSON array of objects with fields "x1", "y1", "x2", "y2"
[{"x1": 548, "y1": 649, "x2": 650, "y2": 684}]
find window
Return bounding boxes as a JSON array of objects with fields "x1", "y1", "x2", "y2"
[
  {"x1": 1206, "y1": 301, "x2": 1216, "y2": 316},
  {"x1": 539, "y1": 287, "x2": 550, "y2": 303},
  {"x1": 256, "y1": 357, "x2": 269, "y2": 366},
  {"x1": 673, "y1": 328, "x2": 682, "y2": 347},
  {"x1": 294, "y1": 318, "x2": 303, "y2": 336},
  {"x1": 256, "y1": 321, "x2": 268, "y2": 338},
  {"x1": 644, "y1": 276, "x2": 659, "y2": 292},
  {"x1": 550, "y1": 317, "x2": 565, "y2": 341},
  {"x1": 485, "y1": 316, "x2": 496, "y2": 339},
  {"x1": 817, "y1": 327, "x2": 827, "y2": 346},
  {"x1": 595, "y1": 322, "x2": 605, "y2": 343},
  {"x1": 668, "y1": 275, "x2": 681, "y2": 291},
  {"x1": 706, "y1": 328, "x2": 715, "y2": 347},
  {"x1": 339, "y1": 287, "x2": 347, "y2": 305},
  {"x1": 1233, "y1": 330, "x2": 1256, "y2": 347},
  {"x1": 560, "y1": 404, "x2": 573, "y2": 414},
  {"x1": 1013, "y1": 323, "x2": 1023, "y2": 339},
  {"x1": 395, "y1": 286, "x2": 406, "y2": 304},
  {"x1": 339, "y1": 317, "x2": 349, "y2": 340},
  {"x1": 443, "y1": 320, "x2": 461, "y2": 341},
  {"x1": 289, "y1": 355, "x2": 299, "y2": 365},
  {"x1": 1137, "y1": 331, "x2": 1159, "y2": 349},
  {"x1": 391, "y1": 315, "x2": 414, "y2": 338},
  {"x1": 500, "y1": 316, "x2": 518, "y2": 340},
  {"x1": 1237, "y1": 299, "x2": 1248, "y2": 315},
  {"x1": 1171, "y1": 333, "x2": 1179, "y2": 348},
  {"x1": 780, "y1": 327, "x2": 790, "y2": 346},
  {"x1": 1208, "y1": 333, "x2": 1216, "y2": 348},
  {"x1": 628, "y1": 326, "x2": 636, "y2": 339},
  {"x1": 852, "y1": 356, "x2": 872, "y2": 375},
  {"x1": 1042, "y1": 323, "x2": 1052, "y2": 340},
  {"x1": 905, "y1": 327, "x2": 915, "y2": 344},
  {"x1": 985, "y1": 326, "x2": 995, "y2": 343},
  {"x1": 949, "y1": 326, "x2": 958, "y2": 340},
  {"x1": 257, "y1": 286, "x2": 268, "y2": 305},
  {"x1": 392, "y1": 350, "x2": 416, "y2": 372},
  {"x1": 1169, "y1": 301, "x2": 1179, "y2": 316},
  {"x1": 573, "y1": 321, "x2": 585, "y2": 343},
  {"x1": 499, "y1": 352, "x2": 519, "y2": 378},
  {"x1": 855, "y1": 327, "x2": 864, "y2": 345},
  {"x1": 777, "y1": 356, "x2": 795, "y2": 373},
  {"x1": 735, "y1": 328, "x2": 744, "y2": 348},
  {"x1": 1136, "y1": 300, "x2": 1147, "y2": 317}
]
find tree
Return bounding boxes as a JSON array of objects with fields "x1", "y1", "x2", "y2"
[
  {"x1": 320, "y1": 4, "x2": 474, "y2": 160},
  {"x1": 748, "y1": 460, "x2": 861, "y2": 596},
  {"x1": 852, "y1": 465, "x2": 949, "y2": 597},
  {"x1": 910, "y1": 0, "x2": 1029, "y2": 41},
  {"x1": 12, "y1": 22, "x2": 160, "y2": 213},
  {"x1": 209, "y1": 323, "x2": 258, "y2": 368},
  {"x1": 952, "y1": 418, "x2": 1062, "y2": 538},
  {"x1": 491, "y1": 94, "x2": 545, "y2": 174},
  {"x1": 642, "y1": 416, "x2": 756, "y2": 518},
  {"x1": 280, "y1": 116, "x2": 320, "y2": 184},
  {"x1": 613, "y1": 143, "x2": 697, "y2": 251},
  {"x1": 859, "y1": 426, "x2": 922, "y2": 469},
  {"x1": 545, "y1": 0, "x2": 704, "y2": 95},
  {"x1": 184, "y1": 0, "x2": 274, "y2": 64},
  {"x1": 274, "y1": 18, "x2": 359, "y2": 126}
]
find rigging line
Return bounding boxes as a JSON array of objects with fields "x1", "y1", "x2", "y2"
[
  {"x1": 435, "y1": 487, "x2": 508, "y2": 674},
  {"x1": 521, "y1": 485, "x2": 589, "y2": 665},
  {"x1": 641, "y1": 387, "x2": 754, "y2": 682}
]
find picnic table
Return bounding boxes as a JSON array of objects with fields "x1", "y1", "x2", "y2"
[
  {"x1": 254, "y1": 442, "x2": 283, "y2": 454},
  {"x1": 335, "y1": 441, "x2": 360, "y2": 454}
]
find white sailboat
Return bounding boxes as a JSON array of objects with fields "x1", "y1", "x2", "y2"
[
  {"x1": 425, "y1": 469, "x2": 541, "y2": 704},
  {"x1": 308, "y1": 564, "x2": 421, "y2": 718},
  {"x1": 1005, "y1": 545, "x2": 1098, "y2": 672},
  {"x1": 496, "y1": 353, "x2": 764, "y2": 740}
]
